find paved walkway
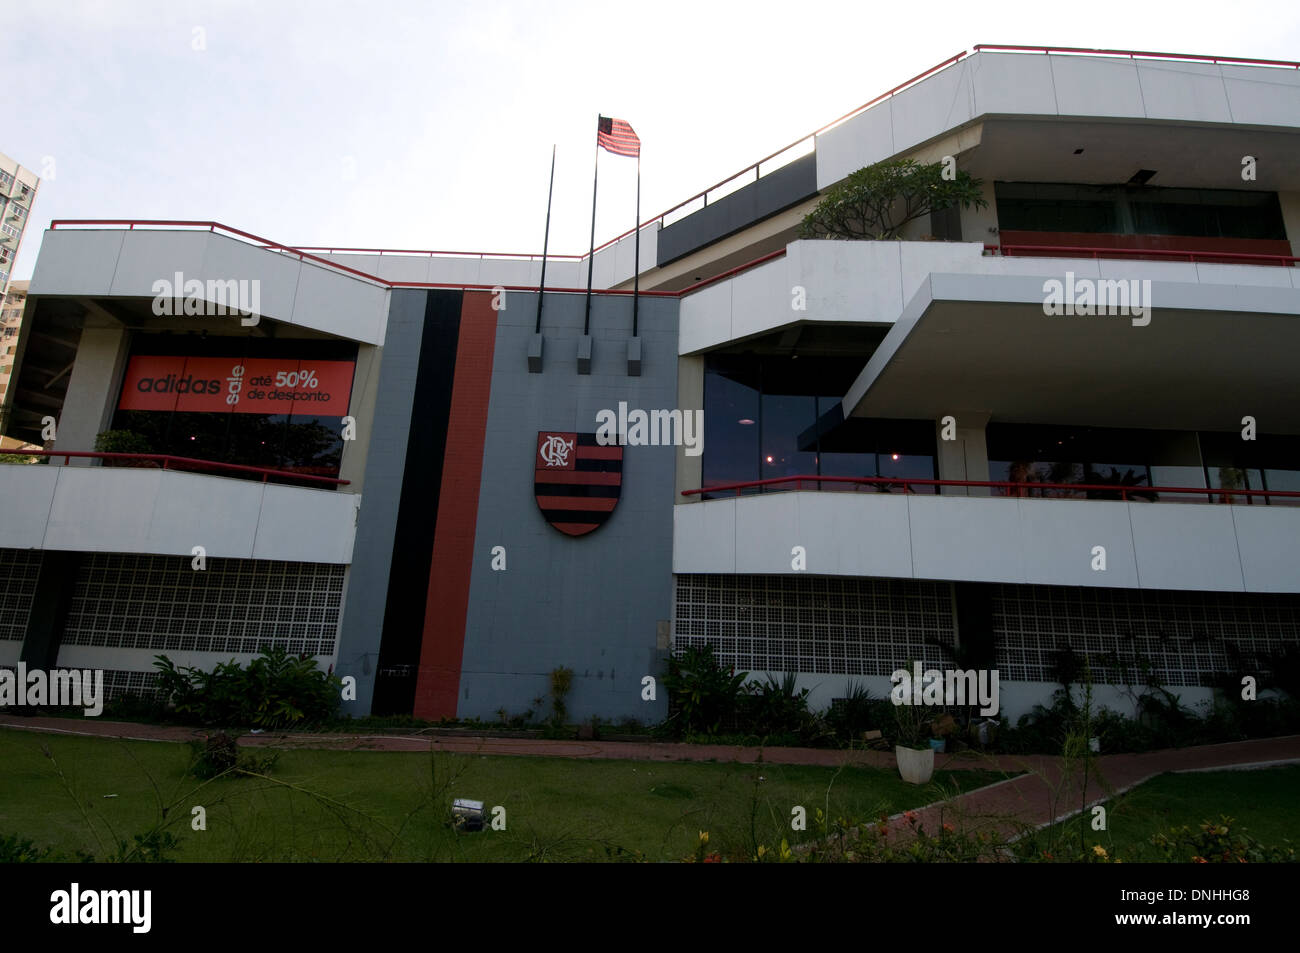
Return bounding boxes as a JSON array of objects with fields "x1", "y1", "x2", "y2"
[{"x1": 4, "y1": 715, "x2": 1296, "y2": 842}]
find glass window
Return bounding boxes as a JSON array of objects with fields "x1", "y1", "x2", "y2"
[
  {"x1": 759, "y1": 392, "x2": 817, "y2": 487},
  {"x1": 702, "y1": 357, "x2": 760, "y2": 499},
  {"x1": 1263, "y1": 469, "x2": 1300, "y2": 507}
]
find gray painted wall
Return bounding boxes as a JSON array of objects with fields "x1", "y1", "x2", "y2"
[
  {"x1": 457, "y1": 291, "x2": 679, "y2": 724},
  {"x1": 334, "y1": 289, "x2": 428, "y2": 715}
]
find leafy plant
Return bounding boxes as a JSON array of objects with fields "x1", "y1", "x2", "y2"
[
  {"x1": 1087, "y1": 466, "x2": 1157, "y2": 502},
  {"x1": 548, "y1": 666, "x2": 573, "y2": 726},
  {"x1": 107, "y1": 830, "x2": 181, "y2": 863},
  {"x1": 154, "y1": 646, "x2": 342, "y2": 730},
  {"x1": 92, "y1": 429, "x2": 153, "y2": 455},
  {"x1": 190, "y1": 731, "x2": 241, "y2": 779},
  {"x1": 824, "y1": 680, "x2": 875, "y2": 742},
  {"x1": 0, "y1": 833, "x2": 54, "y2": 863},
  {"x1": 660, "y1": 645, "x2": 748, "y2": 737},
  {"x1": 1151, "y1": 816, "x2": 1297, "y2": 864},
  {"x1": 799, "y1": 158, "x2": 987, "y2": 241}
]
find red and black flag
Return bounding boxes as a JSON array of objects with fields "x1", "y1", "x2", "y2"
[
  {"x1": 533, "y1": 432, "x2": 622, "y2": 537},
  {"x1": 597, "y1": 116, "x2": 640, "y2": 158}
]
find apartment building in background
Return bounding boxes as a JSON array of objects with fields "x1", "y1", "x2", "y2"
[
  {"x1": 2, "y1": 46, "x2": 1299, "y2": 724},
  {"x1": 0, "y1": 280, "x2": 28, "y2": 411},
  {"x1": 0, "y1": 153, "x2": 39, "y2": 297}
]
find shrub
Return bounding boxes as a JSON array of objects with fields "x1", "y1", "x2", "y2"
[
  {"x1": 0, "y1": 833, "x2": 54, "y2": 863},
  {"x1": 92, "y1": 429, "x2": 153, "y2": 455},
  {"x1": 549, "y1": 666, "x2": 573, "y2": 725},
  {"x1": 738, "y1": 673, "x2": 830, "y2": 745},
  {"x1": 154, "y1": 646, "x2": 342, "y2": 729},
  {"x1": 660, "y1": 645, "x2": 748, "y2": 737},
  {"x1": 190, "y1": 731, "x2": 241, "y2": 779},
  {"x1": 1150, "y1": 816, "x2": 1297, "y2": 864}
]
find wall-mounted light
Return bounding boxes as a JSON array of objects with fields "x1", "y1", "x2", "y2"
[{"x1": 738, "y1": 418, "x2": 755, "y2": 425}]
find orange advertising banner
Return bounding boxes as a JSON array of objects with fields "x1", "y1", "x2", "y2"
[{"x1": 117, "y1": 356, "x2": 355, "y2": 416}]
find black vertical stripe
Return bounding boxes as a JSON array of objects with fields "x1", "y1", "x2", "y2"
[{"x1": 372, "y1": 290, "x2": 462, "y2": 715}]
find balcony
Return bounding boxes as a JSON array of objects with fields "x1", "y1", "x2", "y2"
[
  {"x1": 674, "y1": 477, "x2": 1300, "y2": 593},
  {"x1": 0, "y1": 454, "x2": 359, "y2": 563}
]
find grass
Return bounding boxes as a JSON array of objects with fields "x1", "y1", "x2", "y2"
[
  {"x1": 1098, "y1": 765, "x2": 1300, "y2": 861},
  {"x1": 0, "y1": 727, "x2": 1006, "y2": 863}
]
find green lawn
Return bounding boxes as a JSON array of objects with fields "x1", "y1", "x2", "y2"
[
  {"x1": 1099, "y1": 766, "x2": 1300, "y2": 861},
  {"x1": 0, "y1": 727, "x2": 1005, "y2": 862}
]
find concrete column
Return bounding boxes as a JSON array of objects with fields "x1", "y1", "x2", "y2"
[
  {"x1": 54, "y1": 322, "x2": 130, "y2": 463},
  {"x1": 20, "y1": 551, "x2": 82, "y2": 669},
  {"x1": 336, "y1": 342, "x2": 382, "y2": 493},
  {"x1": 1279, "y1": 191, "x2": 1300, "y2": 257}
]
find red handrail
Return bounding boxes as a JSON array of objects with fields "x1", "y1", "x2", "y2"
[
  {"x1": 48, "y1": 220, "x2": 392, "y2": 287},
  {"x1": 995, "y1": 244, "x2": 1300, "y2": 266},
  {"x1": 23, "y1": 450, "x2": 350, "y2": 486},
  {"x1": 682, "y1": 474, "x2": 1300, "y2": 503},
  {"x1": 678, "y1": 249, "x2": 788, "y2": 295},
  {"x1": 292, "y1": 246, "x2": 585, "y2": 260},
  {"x1": 972, "y1": 44, "x2": 1300, "y2": 69},
  {"x1": 45, "y1": 219, "x2": 786, "y2": 297},
  {"x1": 46, "y1": 219, "x2": 679, "y2": 296}
]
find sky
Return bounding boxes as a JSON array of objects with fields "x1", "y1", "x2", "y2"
[{"x1": 4, "y1": 0, "x2": 1300, "y2": 282}]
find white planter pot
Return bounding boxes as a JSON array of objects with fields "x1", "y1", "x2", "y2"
[{"x1": 895, "y1": 744, "x2": 935, "y2": 785}]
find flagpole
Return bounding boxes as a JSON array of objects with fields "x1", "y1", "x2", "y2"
[
  {"x1": 632, "y1": 151, "x2": 640, "y2": 337},
  {"x1": 584, "y1": 115, "x2": 600, "y2": 336},
  {"x1": 535, "y1": 144, "x2": 556, "y2": 335}
]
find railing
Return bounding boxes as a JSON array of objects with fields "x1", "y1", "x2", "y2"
[
  {"x1": 277, "y1": 45, "x2": 1300, "y2": 261},
  {"x1": 47, "y1": 219, "x2": 678, "y2": 297},
  {"x1": 293, "y1": 246, "x2": 584, "y2": 261},
  {"x1": 971, "y1": 44, "x2": 1300, "y2": 69},
  {"x1": 682, "y1": 474, "x2": 1300, "y2": 505},
  {"x1": 22, "y1": 450, "x2": 350, "y2": 487},
  {"x1": 49, "y1": 220, "x2": 392, "y2": 288},
  {"x1": 990, "y1": 243, "x2": 1300, "y2": 267}
]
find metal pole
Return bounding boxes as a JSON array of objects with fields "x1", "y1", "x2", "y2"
[
  {"x1": 584, "y1": 117, "x2": 600, "y2": 336},
  {"x1": 632, "y1": 151, "x2": 641, "y2": 337},
  {"x1": 535, "y1": 144, "x2": 556, "y2": 334}
]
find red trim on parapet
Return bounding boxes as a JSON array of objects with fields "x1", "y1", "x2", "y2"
[
  {"x1": 682, "y1": 475, "x2": 1300, "y2": 503},
  {"x1": 25, "y1": 450, "x2": 349, "y2": 486},
  {"x1": 412, "y1": 291, "x2": 499, "y2": 721}
]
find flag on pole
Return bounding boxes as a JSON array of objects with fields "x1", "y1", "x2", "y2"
[{"x1": 597, "y1": 117, "x2": 640, "y2": 157}]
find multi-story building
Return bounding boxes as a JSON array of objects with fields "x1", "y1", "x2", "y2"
[
  {"x1": 0, "y1": 281, "x2": 27, "y2": 410},
  {"x1": 2, "y1": 46, "x2": 1299, "y2": 724},
  {"x1": 0, "y1": 153, "x2": 39, "y2": 298}
]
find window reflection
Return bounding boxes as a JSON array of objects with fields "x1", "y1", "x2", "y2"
[{"x1": 703, "y1": 355, "x2": 937, "y2": 498}]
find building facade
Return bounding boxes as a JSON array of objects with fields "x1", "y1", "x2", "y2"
[
  {"x1": 0, "y1": 153, "x2": 39, "y2": 298},
  {"x1": 3, "y1": 47, "x2": 1300, "y2": 724},
  {"x1": 0, "y1": 280, "x2": 28, "y2": 410}
]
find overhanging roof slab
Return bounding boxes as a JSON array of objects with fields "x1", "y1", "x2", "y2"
[{"x1": 842, "y1": 273, "x2": 1300, "y2": 433}]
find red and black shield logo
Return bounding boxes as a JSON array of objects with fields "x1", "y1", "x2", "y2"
[{"x1": 534, "y1": 431, "x2": 622, "y2": 537}]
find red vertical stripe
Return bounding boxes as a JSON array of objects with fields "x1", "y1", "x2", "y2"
[{"x1": 412, "y1": 292, "x2": 497, "y2": 720}]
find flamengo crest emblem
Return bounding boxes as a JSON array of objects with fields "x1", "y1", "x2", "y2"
[{"x1": 534, "y1": 431, "x2": 622, "y2": 537}]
